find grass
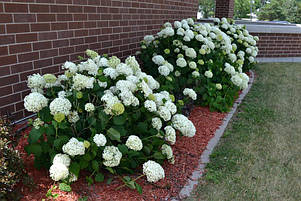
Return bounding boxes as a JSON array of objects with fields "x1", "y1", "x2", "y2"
[{"x1": 185, "y1": 63, "x2": 301, "y2": 201}]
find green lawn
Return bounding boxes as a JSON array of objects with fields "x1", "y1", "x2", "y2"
[{"x1": 185, "y1": 63, "x2": 301, "y2": 201}]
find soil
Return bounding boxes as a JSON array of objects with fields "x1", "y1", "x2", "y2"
[{"x1": 15, "y1": 106, "x2": 226, "y2": 201}]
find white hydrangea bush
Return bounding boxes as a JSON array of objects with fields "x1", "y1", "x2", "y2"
[
  {"x1": 23, "y1": 50, "x2": 196, "y2": 188},
  {"x1": 139, "y1": 18, "x2": 257, "y2": 112}
]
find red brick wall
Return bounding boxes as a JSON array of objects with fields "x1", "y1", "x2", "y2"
[
  {"x1": 0, "y1": 0, "x2": 198, "y2": 120},
  {"x1": 215, "y1": 0, "x2": 234, "y2": 18},
  {"x1": 252, "y1": 33, "x2": 301, "y2": 57}
]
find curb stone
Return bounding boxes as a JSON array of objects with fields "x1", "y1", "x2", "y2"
[{"x1": 169, "y1": 70, "x2": 255, "y2": 201}]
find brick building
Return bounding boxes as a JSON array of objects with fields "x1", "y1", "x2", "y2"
[
  {"x1": 0, "y1": 0, "x2": 198, "y2": 120},
  {"x1": 0, "y1": 0, "x2": 301, "y2": 120}
]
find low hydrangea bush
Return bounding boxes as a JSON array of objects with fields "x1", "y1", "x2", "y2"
[
  {"x1": 23, "y1": 50, "x2": 196, "y2": 192},
  {"x1": 214, "y1": 18, "x2": 258, "y2": 72},
  {"x1": 139, "y1": 18, "x2": 258, "y2": 112}
]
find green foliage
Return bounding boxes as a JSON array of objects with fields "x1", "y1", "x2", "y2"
[
  {"x1": 140, "y1": 18, "x2": 256, "y2": 112},
  {"x1": 24, "y1": 50, "x2": 180, "y2": 194},
  {"x1": 234, "y1": 0, "x2": 261, "y2": 19},
  {"x1": 198, "y1": 0, "x2": 215, "y2": 18},
  {"x1": 44, "y1": 185, "x2": 59, "y2": 200},
  {"x1": 59, "y1": 183, "x2": 72, "y2": 192},
  {"x1": 258, "y1": 0, "x2": 301, "y2": 24}
]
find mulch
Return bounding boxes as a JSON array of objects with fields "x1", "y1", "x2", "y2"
[{"x1": 15, "y1": 106, "x2": 226, "y2": 201}]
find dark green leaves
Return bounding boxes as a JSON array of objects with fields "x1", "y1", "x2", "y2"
[
  {"x1": 107, "y1": 128, "x2": 121, "y2": 142},
  {"x1": 28, "y1": 127, "x2": 44, "y2": 143},
  {"x1": 92, "y1": 161, "x2": 99, "y2": 172},
  {"x1": 113, "y1": 115, "x2": 126, "y2": 125},
  {"x1": 95, "y1": 173, "x2": 104, "y2": 182},
  {"x1": 25, "y1": 144, "x2": 42, "y2": 157},
  {"x1": 69, "y1": 162, "x2": 80, "y2": 177}
]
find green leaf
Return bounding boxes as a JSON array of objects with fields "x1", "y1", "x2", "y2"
[
  {"x1": 59, "y1": 122, "x2": 68, "y2": 129},
  {"x1": 123, "y1": 176, "x2": 131, "y2": 182},
  {"x1": 106, "y1": 177, "x2": 113, "y2": 184},
  {"x1": 136, "y1": 122, "x2": 148, "y2": 133},
  {"x1": 126, "y1": 181, "x2": 136, "y2": 189},
  {"x1": 113, "y1": 115, "x2": 126, "y2": 125},
  {"x1": 95, "y1": 173, "x2": 104, "y2": 182},
  {"x1": 87, "y1": 117, "x2": 97, "y2": 127},
  {"x1": 106, "y1": 167, "x2": 115, "y2": 174},
  {"x1": 117, "y1": 144, "x2": 128, "y2": 154},
  {"x1": 80, "y1": 159, "x2": 89, "y2": 169},
  {"x1": 92, "y1": 160, "x2": 99, "y2": 172},
  {"x1": 135, "y1": 182, "x2": 143, "y2": 194},
  {"x1": 69, "y1": 162, "x2": 80, "y2": 177},
  {"x1": 86, "y1": 176, "x2": 94, "y2": 185},
  {"x1": 53, "y1": 135, "x2": 69, "y2": 150},
  {"x1": 39, "y1": 107, "x2": 52, "y2": 122},
  {"x1": 59, "y1": 183, "x2": 72, "y2": 192},
  {"x1": 45, "y1": 124, "x2": 55, "y2": 136},
  {"x1": 107, "y1": 128, "x2": 121, "y2": 142},
  {"x1": 83, "y1": 153, "x2": 92, "y2": 161},
  {"x1": 28, "y1": 128, "x2": 43, "y2": 143},
  {"x1": 25, "y1": 144, "x2": 42, "y2": 156},
  {"x1": 153, "y1": 152, "x2": 165, "y2": 160}
]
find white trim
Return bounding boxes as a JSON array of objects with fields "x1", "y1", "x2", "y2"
[{"x1": 256, "y1": 57, "x2": 301, "y2": 63}]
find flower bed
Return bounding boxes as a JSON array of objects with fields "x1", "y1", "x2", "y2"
[
  {"x1": 8, "y1": 17, "x2": 258, "y2": 200},
  {"x1": 16, "y1": 106, "x2": 225, "y2": 200}
]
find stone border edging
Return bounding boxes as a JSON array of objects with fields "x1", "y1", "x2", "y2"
[{"x1": 170, "y1": 70, "x2": 255, "y2": 201}]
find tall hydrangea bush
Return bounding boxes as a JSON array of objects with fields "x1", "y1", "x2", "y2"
[
  {"x1": 23, "y1": 50, "x2": 196, "y2": 187},
  {"x1": 139, "y1": 18, "x2": 258, "y2": 112}
]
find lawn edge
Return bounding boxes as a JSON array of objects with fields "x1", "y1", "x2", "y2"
[{"x1": 173, "y1": 70, "x2": 255, "y2": 200}]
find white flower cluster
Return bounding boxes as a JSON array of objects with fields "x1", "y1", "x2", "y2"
[
  {"x1": 62, "y1": 138, "x2": 85, "y2": 157},
  {"x1": 68, "y1": 111, "x2": 80, "y2": 124},
  {"x1": 27, "y1": 73, "x2": 46, "y2": 93},
  {"x1": 49, "y1": 153, "x2": 71, "y2": 181},
  {"x1": 93, "y1": 133, "x2": 107, "y2": 147},
  {"x1": 49, "y1": 97, "x2": 72, "y2": 116},
  {"x1": 152, "y1": 55, "x2": 165, "y2": 65},
  {"x1": 33, "y1": 118, "x2": 44, "y2": 129},
  {"x1": 161, "y1": 144, "x2": 173, "y2": 160},
  {"x1": 172, "y1": 114, "x2": 196, "y2": 137},
  {"x1": 102, "y1": 146, "x2": 122, "y2": 167},
  {"x1": 63, "y1": 61, "x2": 78, "y2": 74},
  {"x1": 164, "y1": 126, "x2": 176, "y2": 145},
  {"x1": 144, "y1": 35, "x2": 155, "y2": 45},
  {"x1": 24, "y1": 92, "x2": 48, "y2": 113},
  {"x1": 85, "y1": 103, "x2": 95, "y2": 112},
  {"x1": 231, "y1": 72, "x2": 249, "y2": 89},
  {"x1": 143, "y1": 160, "x2": 165, "y2": 183},
  {"x1": 72, "y1": 73, "x2": 95, "y2": 91},
  {"x1": 144, "y1": 100, "x2": 157, "y2": 113},
  {"x1": 183, "y1": 88, "x2": 197, "y2": 100},
  {"x1": 49, "y1": 162, "x2": 69, "y2": 182},
  {"x1": 53, "y1": 153, "x2": 71, "y2": 167},
  {"x1": 101, "y1": 90, "x2": 122, "y2": 115},
  {"x1": 152, "y1": 117, "x2": 162, "y2": 130},
  {"x1": 101, "y1": 57, "x2": 161, "y2": 115},
  {"x1": 125, "y1": 135, "x2": 143, "y2": 151},
  {"x1": 78, "y1": 59, "x2": 99, "y2": 76}
]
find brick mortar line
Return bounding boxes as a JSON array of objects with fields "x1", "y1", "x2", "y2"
[
  {"x1": 1, "y1": 3, "x2": 196, "y2": 12},
  {"x1": 168, "y1": 70, "x2": 255, "y2": 200}
]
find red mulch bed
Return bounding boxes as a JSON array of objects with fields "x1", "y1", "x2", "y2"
[{"x1": 15, "y1": 107, "x2": 226, "y2": 201}]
